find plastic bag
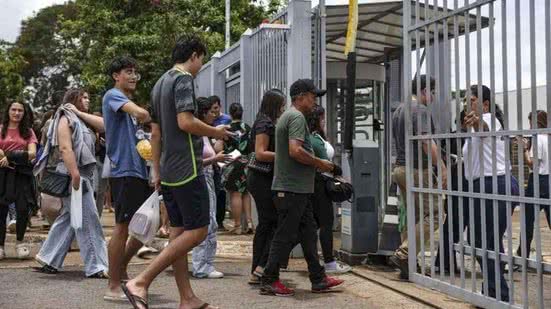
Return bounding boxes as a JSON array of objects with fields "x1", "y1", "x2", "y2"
[
  {"x1": 101, "y1": 156, "x2": 111, "y2": 179},
  {"x1": 70, "y1": 179, "x2": 83, "y2": 230},
  {"x1": 129, "y1": 191, "x2": 160, "y2": 245}
]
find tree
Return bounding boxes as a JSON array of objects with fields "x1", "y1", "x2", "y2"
[
  {"x1": 0, "y1": 42, "x2": 26, "y2": 109},
  {"x1": 57, "y1": 0, "x2": 281, "y2": 110},
  {"x1": 13, "y1": 3, "x2": 79, "y2": 110}
]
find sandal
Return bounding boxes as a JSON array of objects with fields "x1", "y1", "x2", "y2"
[
  {"x1": 121, "y1": 281, "x2": 149, "y2": 309},
  {"x1": 229, "y1": 227, "x2": 242, "y2": 235}
]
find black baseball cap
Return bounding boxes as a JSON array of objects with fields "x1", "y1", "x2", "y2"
[{"x1": 290, "y1": 79, "x2": 327, "y2": 98}]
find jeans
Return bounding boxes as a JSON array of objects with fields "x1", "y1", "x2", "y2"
[
  {"x1": 463, "y1": 175, "x2": 519, "y2": 302},
  {"x1": 262, "y1": 192, "x2": 325, "y2": 285},
  {"x1": 517, "y1": 174, "x2": 551, "y2": 257},
  {"x1": 248, "y1": 170, "x2": 277, "y2": 273},
  {"x1": 94, "y1": 158, "x2": 109, "y2": 217},
  {"x1": 36, "y1": 178, "x2": 108, "y2": 276},
  {"x1": 192, "y1": 167, "x2": 218, "y2": 277},
  {"x1": 312, "y1": 175, "x2": 335, "y2": 264}
]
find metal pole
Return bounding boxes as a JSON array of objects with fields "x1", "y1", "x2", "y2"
[{"x1": 225, "y1": 0, "x2": 231, "y2": 49}]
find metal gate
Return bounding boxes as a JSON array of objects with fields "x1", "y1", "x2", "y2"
[{"x1": 402, "y1": 0, "x2": 550, "y2": 308}]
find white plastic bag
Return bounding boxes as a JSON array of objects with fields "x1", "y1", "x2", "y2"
[
  {"x1": 70, "y1": 179, "x2": 83, "y2": 230},
  {"x1": 101, "y1": 156, "x2": 111, "y2": 179},
  {"x1": 129, "y1": 192, "x2": 160, "y2": 245}
]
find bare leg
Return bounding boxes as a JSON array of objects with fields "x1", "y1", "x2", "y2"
[
  {"x1": 124, "y1": 226, "x2": 208, "y2": 307},
  {"x1": 121, "y1": 236, "x2": 143, "y2": 279},
  {"x1": 168, "y1": 228, "x2": 217, "y2": 309},
  {"x1": 107, "y1": 223, "x2": 131, "y2": 295},
  {"x1": 230, "y1": 192, "x2": 242, "y2": 231}
]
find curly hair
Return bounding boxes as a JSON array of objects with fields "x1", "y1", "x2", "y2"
[{"x1": 1, "y1": 100, "x2": 33, "y2": 140}]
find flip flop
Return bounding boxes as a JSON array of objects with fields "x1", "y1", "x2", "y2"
[
  {"x1": 103, "y1": 293, "x2": 127, "y2": 302},
  {"x1": 121, "y1": 281, "x2": 149, "y2": 309}
]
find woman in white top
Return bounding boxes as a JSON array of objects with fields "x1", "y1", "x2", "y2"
[
  {"x1": 462, "y1": 85, "x2": 520, "y2": 302},
  {"x1": 306, "y1": 106, "x2": 350, "y2": 274},
  {"x1": 516, "y1": 110, "x2": 551, "y2": 257}
]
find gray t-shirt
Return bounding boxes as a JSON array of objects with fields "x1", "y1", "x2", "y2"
[
  {"x1": 271, "y1": 107, "x2": 316, "y2": 194},
  {"x1": 150, "y1": 68, "x2": 203, "y2": 186},
  {"x1": 392, "y1": 100, "x2": 432, "y2": 168}
]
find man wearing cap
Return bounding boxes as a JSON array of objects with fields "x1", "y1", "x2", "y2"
[{"x1": 260, "y1": 79, "x2": 344, "y2": 296}]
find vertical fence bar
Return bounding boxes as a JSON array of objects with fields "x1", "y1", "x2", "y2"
[
  {"x1": 500, "y1": 0, "x2": 515, "y2": 304},
  {"x1": 404, "y1": 0, "x2": 417, "y2": 281},
  {"x1": 416, "y1": 0, "x2": 425, "y2": 278},
  {"x1": 475, "y1": 4, "x2": 489, "y2": 298},
  {"x1": 431, "y1": 0, "x2": 441, "y2": 280},
  {"x1": 546, "y1": 2, "x2": 551, "y2": 307},
  {"x1": 487, "y1": 0, "x2": 502, "y2": 302},
  {"x1": 442, "y1": 0, "x2": 454, "y2": 285},
  {"x1": 513, "y1": 0, "x2": 529, "y2": 306},
  {"x1": 463, "y1": 1, "x2": 477, "y2": 294},
  {"x1": 453, "y1": 0, "x2": 466, "y2": 290},
  {"x1": 423, "y1": 0, "x2": 432, "y2": 277},
  {"x1": 529, "y1": 0, "x2": 544, "y2": 307}
]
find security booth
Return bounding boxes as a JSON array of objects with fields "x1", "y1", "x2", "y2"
[{"x1": 195, "y1": 0, "x2": 551, "y2": 307}]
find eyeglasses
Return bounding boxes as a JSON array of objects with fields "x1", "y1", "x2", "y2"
[{"x1": 130, "y1": 72, "x2": 141, "y2": 81}]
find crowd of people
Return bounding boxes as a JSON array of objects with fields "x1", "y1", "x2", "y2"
[
  {"x1": 390, "y1": 76, "x2": 551, "y2": 303},
  {"x1": 0, "y1": 35, "x2": 350, "y2": 309}
]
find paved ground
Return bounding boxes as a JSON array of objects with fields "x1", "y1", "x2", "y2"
[
  {"x1": 1, "y1": 258, "x2": 440, "y2": 309},
  {"x1": 0, "y1": 212, "x2": 477, "y2": 309}
]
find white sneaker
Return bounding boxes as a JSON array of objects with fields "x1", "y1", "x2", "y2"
[
  {"x1": 0, "y1": 247, "x2": 5, "y2": 260},
  {"x1": 7, "y1": 220, "x2": 16, "y2": 233},
  {"x1": 207, "y1": 270, "x2": 224, "y2": 279},
  {"x1": 325, "y1": 261, "x2": 352, "y2": 274},
  {"x1": 16, "y1": 243, "x2": 30, "y2": 259}
]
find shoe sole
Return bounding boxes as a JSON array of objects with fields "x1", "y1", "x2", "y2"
[
  {"x1": 259, "y1": 289, "x2": 294, "y2": 297},
  {"x1": 325, "y1": 269, "x2": 352, "y2": 274}
]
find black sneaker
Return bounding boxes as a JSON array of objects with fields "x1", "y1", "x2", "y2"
[
  {"x1": 34, "y1": 265, "x2": 58, "y2": 274},
  {"x1": 389, "y1": 255, "x2": 409, "y2": 280}
]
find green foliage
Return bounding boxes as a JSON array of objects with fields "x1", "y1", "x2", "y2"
[
  {"x1": 57, "y1": 0, "x2": 281, "y2": 110},
  {"x1": 6, "y1": 0, "x2": 281, "y2": 112},
  {"x1": 0, "y1": 43, "x2": 26, "y2": 109}
]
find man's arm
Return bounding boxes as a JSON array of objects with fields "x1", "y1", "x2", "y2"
[
  {"x1": 121, "y1": 101, "x2": 151, "y2": 124},
  {"x1": 150, "y1": 122, "x2": 162, "y2": 191},
  {"x1": 422, "y1": 140, "x2": 447, "y2": 186},
  {"x1": 177, "y1": 112, "x2": 229, "y2": 140},
  {"x1": 289, "y1": 139, "x2": 333, "y2": 172}
]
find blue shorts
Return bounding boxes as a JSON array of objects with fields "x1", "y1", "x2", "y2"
[{"x1": 161, "y1": 176, "x2": 210, "y2": 230}]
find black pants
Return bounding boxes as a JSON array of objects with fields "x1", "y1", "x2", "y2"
[
  {"x1": 312, "y1": 175, "x2": 335, "y2": 264},
  {"x1": 463, "y1": 175, "x2": 520, "y2": 302},
  {"x1": 216, "y1": 189, "x2": 227, "y2": 227},
  {"x1": 262, "y1": 192, "x2": 325, "y2": 285},
  {"x1": 517, "y1": 174, "x2": 551, "y2": 256},
  {"x1": 248, "y1": 170, "x2": 277, "y2": 273},
  {"x1": 0, "y1": 193, "x2": 29, "y2": 246}
]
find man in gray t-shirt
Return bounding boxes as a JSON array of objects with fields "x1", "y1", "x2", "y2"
[
  {"x1": 389, "y1": 75, "x2": 447, "y2": 280},
  {"x1": 123, "y1": 35, "x2": 230, "y2": 309}
]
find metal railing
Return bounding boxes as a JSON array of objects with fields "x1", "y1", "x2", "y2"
[{"x1": 402, "y1": 1, "x2": 551, "y2": 308}]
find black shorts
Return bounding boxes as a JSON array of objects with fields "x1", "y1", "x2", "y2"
[
  {"x1": 110, "y1": 177, "x2": 152, "y2": 224},
  {"x1": 161, "y1": 175, "x2": 210, "y2": 230}
]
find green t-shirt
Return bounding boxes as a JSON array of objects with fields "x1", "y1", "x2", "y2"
[
  {"x1": 271, "y1": 107, "x2": 316, "y2": 194},
  {"x1": 310, "y1": 133, "x2": 328, "y2": 160}
]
